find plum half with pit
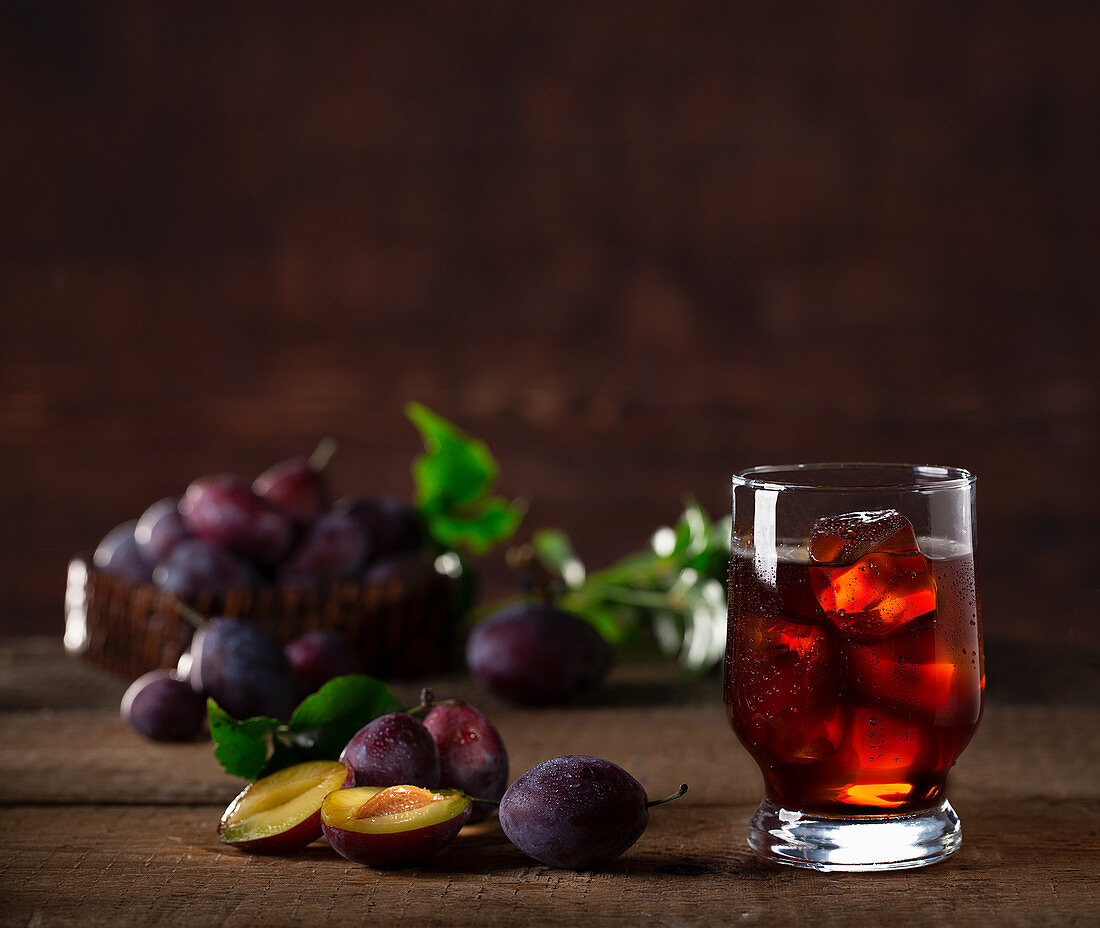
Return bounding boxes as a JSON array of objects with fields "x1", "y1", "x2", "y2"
[
  {"x1": 423, "y1": 701, "x2": 508, "y2": 821},
  {"x1": 219, "y1": 760, "x2": 350, "y2": 854},
  {"x1": 184, "y1": 616, "x2": 295, "y2": 721},
  {"x1": 499, "y1": 755, "x2": 686, "y2": 869},
  {"x1": 339, "y1": 712, "x2": 441, "y2": 789},
  {"x1": 120, "y1": 669, "x2": 206, "y2": 741},
  {"x1": 321, "y1": 785, "x2": 471, "y2": 867},
  {"x1": 466, "y1": 603, "x2": 612, "y2": 705}
]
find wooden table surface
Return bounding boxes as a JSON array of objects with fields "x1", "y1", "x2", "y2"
[{"x1": 0, "y1": 637, "x2": 1096, "y2": 928}]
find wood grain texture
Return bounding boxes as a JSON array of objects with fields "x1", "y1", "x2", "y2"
[
  {"x1": 0, "y1": 1, "x2": 1096, "y2": 641},
  {"x1": 1, "y1": 639, "x2": 1097, "y2": 927},
  {"x1": 1, "y1": 801, "x2": 1097, "y2": 928}
]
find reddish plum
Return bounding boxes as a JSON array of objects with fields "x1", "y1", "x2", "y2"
[
  {"x1": 423, "y1": 701, "x2": 508, "y2": 820},
  {"x1": 339, "y1": 712, "x2": 441, "y2": 789},
  {"x1": 253, "y1": 452, "x2": 329, "y2": 523},
  {"x1": 180, "y1": 474, "x2": 291, "y2": 564}
]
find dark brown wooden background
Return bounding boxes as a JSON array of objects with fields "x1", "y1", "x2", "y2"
[{"x1": 1, "y1": 3, "x2": 1096, "y2": 679}]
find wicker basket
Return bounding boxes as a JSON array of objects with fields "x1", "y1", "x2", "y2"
[{"x1": 64, "y1": 556, "x2": 462, "y2": 681}]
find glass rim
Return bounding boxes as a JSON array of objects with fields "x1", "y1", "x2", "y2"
[{"x1": 731, "y1": 462, "x2": 976, "y2": 492}]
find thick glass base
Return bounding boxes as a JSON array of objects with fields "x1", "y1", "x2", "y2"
[{"x1": 747, "y1": 798, "x2": 961, "y2": 872}]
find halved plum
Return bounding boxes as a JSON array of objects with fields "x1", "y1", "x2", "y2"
[
  {"x1": 321, "y1": 785, "x2": 471, "y2": 867},
  {"x1": 219, "y1": 760, "x2": 350, "y2": 854}
]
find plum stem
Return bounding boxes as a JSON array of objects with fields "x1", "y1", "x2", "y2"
[
  {"x1": 405, "y1": 689, "x2": 461, "y2": 717},
  {"x1": 469, "y1": 796, "x2": 501, "y2": 807},
  {"x1": 309, "y1": 436, "x2": 338, "y2": 472},
  {"x1": 506, "y1": 543, "x2": 556, "y2": 603},
  {"x1": 645, "y1": 784, "x2": 688, "y2": 808},
  {"x1": 172, "y1": 599, "x2": 209, "y2": 630}
]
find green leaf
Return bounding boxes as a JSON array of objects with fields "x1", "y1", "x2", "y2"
[
  {"x1": 408, "y1": 402, "x2": 498, "y2": 507},
  {"x1": 207, "y1": 700, "x2": 282, "y2": 780},
  {"x1": 407, "y1": 402, "x2": 523, "y2": 553},
  {"x1": 426, "y1": 496, "x2": 522, "y2": 555},
  {"x1": 289, "y1": 674, "x2": 402, "y2": 741}
]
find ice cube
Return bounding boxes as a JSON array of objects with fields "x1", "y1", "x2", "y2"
[
  {"x1": 844, "y1": 620, "x2": 982, "y2": 724},
  {"x1": 808, "y1": 510, "x2": 936, "y2": 640},
  {"x1": 731, "y1": 614, "x2": 844, "y2": 764}
]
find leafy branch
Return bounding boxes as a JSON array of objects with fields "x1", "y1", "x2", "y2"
[{"x1": 528, "y1": 499, "x2": 731, "y2": 671}]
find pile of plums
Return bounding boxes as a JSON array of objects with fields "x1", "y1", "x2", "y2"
[
  {"x1": 121, "y1": 619, "x2": 364, "y2": 741},
  {"x1": 218, "y1": 695, "x2": 685, "y2": 870},
  {"x1": 93, "y1": 446, "x2": 429, "y2": 595}
]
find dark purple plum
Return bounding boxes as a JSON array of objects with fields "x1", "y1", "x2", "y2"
[
  {"x1": 94, "y1": 520, "x2": 153, "y2": 583},
  {"x1": 253, "y1": 455, "x2": 328, "y2": 523},
  {"x1": 153, "y1": 538, "x2": 261, "y2": 594},
  {"x1": 466, "y1": 603, "x2": 612, "y2": 705},
  {"x1": 339, "y1": 712, "x2": 441, "y2": 789},
  {"x1": 179, "y1": 474, "x2": 291, "y2": 563},
  {"x1": 500, "y1": 756, "x2": 679, "y2": 869},
  {"x1": 334, "y1": 496, "x2": 426, "y2": 560},
  {"x1": 423, "y1": 701, "x2": 508, "y2": 821},
  {"x1": 278, "y1": 512, "x2": 369, "y2": 587},
  {"x1": 134, "y1": 497, "x2": 190, "y2": 563},
  {"x1": 185, "y1": 616, "x2": 295, "y2": 721},
  {"x1": 121, "y1": 669, "x2": 206, "y2": 741},
  {"x1": 362, "y1": 551, "x2": 434, "y2": 591},
  {"x1": 285, "y1": 630, "x2": 366, "y2": 702}
]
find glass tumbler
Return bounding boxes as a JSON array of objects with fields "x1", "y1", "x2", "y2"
[{"x1": 724, "y1": 464, "x2": 984, "y2": 871}]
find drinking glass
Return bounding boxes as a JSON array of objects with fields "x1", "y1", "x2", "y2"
[{"x1": 724, "y1": 464, "x2": 984, "y2": 871}]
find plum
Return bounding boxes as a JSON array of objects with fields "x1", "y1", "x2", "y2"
[
  {"x1": 499, "y1": 755, "x2": 686, "y2": 869},
  {"x1": 339, "y1": 712, "x2": 441, "y2": 789},
  {"x1": 423, "y1": 701, "x2": 508, "y2": 820},
  {"x1": 466, "y1": 603, "x2": 612, "y2": 705},
  {"x1": 278, "y1": 512, "x2": 369, "y2": 587},
  {"x1": 153, "y1": 538, "x2": 261, "y2": 594},
  {"x1": 120, "y1": 669, "x2": 206, "y2": 741},
  {"x1": 362, "y1": 551, "x2": 434, "y2": 591},
  {"x1": 335, "y1": 496, "x2": 426, "y2": 560},
  {"x1": 94, "y1": 520, "x2": 153, "y2": 583},
  {"x1": 285, "y1": 630, "x2": 366, "y2": 702},
  {"x1": 220, "y1": 760, "x2": 350, "y2": 854},
  {"x1": 185, "y1": 616, "x2": 295, "y2": 721},
  {"x1": 134, "y1": 497, "x2": 190, "y2": 563},
  {"x1": 253, "y1": 445, "x2": 332, "y2": 524},
  {"x1": 321, "y1": 785, "x2": 471, "y2": 867},
  {"x1": 179, "y1": 474, "x2": 291, "y2": 563}
]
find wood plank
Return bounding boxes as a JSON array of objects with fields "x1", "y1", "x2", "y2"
[
  {"x1": 2, "y1": 703, "x2": 1099, "y2": 810},
  {"x1": 1, "y1": 801, "x2": 1095, "y2": 928}
]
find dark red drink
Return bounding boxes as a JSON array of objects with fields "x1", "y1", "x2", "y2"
[{"x1": 724, "y1": 510, "x2": 984, "y2": 816}]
